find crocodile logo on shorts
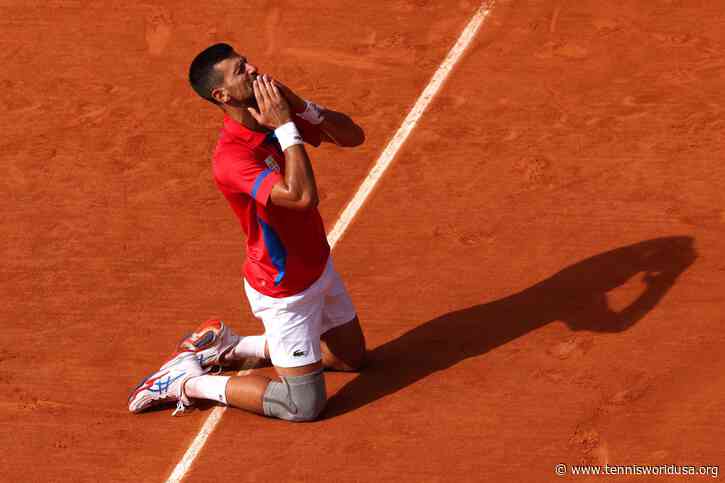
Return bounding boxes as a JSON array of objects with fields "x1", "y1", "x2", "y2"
[{"x1": 292, "y1": 350, "x2": 306, "y2": 357}]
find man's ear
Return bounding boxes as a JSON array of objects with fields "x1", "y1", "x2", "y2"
[{"x1": 211, "y1": 87, "x2": 229, "y2": 104}]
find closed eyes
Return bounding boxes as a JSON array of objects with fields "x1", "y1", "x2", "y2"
[{"x1": 236, "y1": 57, "x2": 247, "y2": 75}]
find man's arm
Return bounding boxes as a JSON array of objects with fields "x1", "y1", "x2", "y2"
[
  {"x1": 274, "y1": 80, "x2": 365, "y2": 148},
  {"x1": 247, "y1": 75, "x2": 318, "y2": 211},
  {"x1": 269, "y1": 143, "x2": 319, "y2": 210}
]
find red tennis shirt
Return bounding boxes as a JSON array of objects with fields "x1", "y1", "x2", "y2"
[{"x1": 212, "y1": 115, "x2": 330, "y2": 297}]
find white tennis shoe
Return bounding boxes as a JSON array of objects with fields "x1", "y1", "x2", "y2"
[
  {"x1": 128, "y1": 351, "x2": 207, "y2": 416},
  {"x1": 173, "y1": 319, "x2": 241, "y2": 369}
]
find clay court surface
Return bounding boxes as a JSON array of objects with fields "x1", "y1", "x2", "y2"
[{"x1": 2, "y1": 0, "x2": 725, "y2": 481}]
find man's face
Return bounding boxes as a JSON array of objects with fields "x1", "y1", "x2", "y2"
[{"x1": 212, "y1": 52, "x2": 259, "y2": 105}]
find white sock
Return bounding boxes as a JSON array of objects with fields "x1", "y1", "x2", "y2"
[
  {"x1": 184, "y1": 375, "x2": 230, "y2": 405},
  {"x1": 230, "y1": 335, "x2": 267, "y2": 360}
]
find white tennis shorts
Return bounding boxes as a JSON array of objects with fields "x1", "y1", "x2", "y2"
[{"x1": 243, "y1": 256, "x2": 357, "y2": 368}]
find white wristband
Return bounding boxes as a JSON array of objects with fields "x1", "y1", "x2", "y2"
[
  {"x1": 274, "y1": 121, "x2": 304, "y2": 152},
  {"x1": 296, "y1": 100, "x2": 325, "y2": 125}
]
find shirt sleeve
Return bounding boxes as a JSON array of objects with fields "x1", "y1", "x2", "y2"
[{"x1": 214, "y1": 149, "x2": 283, "y2": 206}]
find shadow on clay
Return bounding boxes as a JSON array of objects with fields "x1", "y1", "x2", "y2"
[{"x1": 325, "y1": 235, "x2": 697, "y2": 417}]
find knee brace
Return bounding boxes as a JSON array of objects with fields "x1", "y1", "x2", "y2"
[{"x1": 263, "y1": 370, "x2": 327, "y2": 422}]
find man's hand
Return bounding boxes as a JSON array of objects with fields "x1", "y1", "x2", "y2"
[
  {"x1": 247, "y1": 75, "x2": 292, "y2": 129},
  {"x1": 273, "y1": 78, "x2": 365, "y2": 147},
  {"x1": 272, "y1": 79, "x2": 306, "y2": 113}
]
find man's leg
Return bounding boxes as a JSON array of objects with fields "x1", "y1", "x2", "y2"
[
  {"x1": 224, "y1": 330, "x2": 366, "y2": 373},
  {"x1": 222, "y1": 318, "x2": 364, "y2": 419},
  {"x1": 179, "y1": 318, "x2": 364, "y2": 415},
  {"x1": 317, "y1": 260, "x2": 366, "y2": 372},
  {"x1": 320, "y1": 316, "x2": 366, "y2": 372},
  {"x1": 185, "y1": 371, "x2": 270, "y2": 415},
  {"x1": 221, "y1": 258, "x2": 365, "y2": 373},
  {"x1": 128, "y1": 351, "x2": 272, "y2": 416},
  {"x1": 258, "y1": 360, "x2": 327, "y2": 421},
  {"x1": 131, "y1": 315, "x2": 328, "y2": 418},
  {"x1": 184, "y1": 359, "x2": 326, "y2": 419},
  {"x1": 228, "y1": 274, "x2": 329, "y2": 421},
  {"x1": 183, "y1": 257, "x2": 360, "y2": 418}
]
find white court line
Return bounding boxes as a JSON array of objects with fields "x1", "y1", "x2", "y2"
[
  {"x1": 166, "y1": 2, "x2": 494, "y2": 482},
  {"x1": 327, "y1": 1, "x2": 495, "y2": 249},
  {"x1": 165, "y1": 358, "x2": 258, "y2": 483}
]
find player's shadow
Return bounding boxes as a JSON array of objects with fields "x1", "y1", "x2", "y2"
[{"x1": 325, "y1": 236, "x2": 697, "y2": 417}]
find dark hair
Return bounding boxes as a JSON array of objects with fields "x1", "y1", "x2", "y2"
[{"x1": 188, "y1": 43, "x2": 235, "y2": 105}]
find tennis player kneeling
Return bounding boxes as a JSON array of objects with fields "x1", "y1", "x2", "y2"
[{"x1": 128, "y1": 43, "x2": 366, "y2": 421}]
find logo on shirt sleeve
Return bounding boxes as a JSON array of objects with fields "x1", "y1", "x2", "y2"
[{"x1": 264, "y1": 155, "x2": 281, "y2": 172}]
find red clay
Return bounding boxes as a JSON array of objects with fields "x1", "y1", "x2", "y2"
[{"x1": 2, "y1": 0, "x2": 725, "y2": 481}]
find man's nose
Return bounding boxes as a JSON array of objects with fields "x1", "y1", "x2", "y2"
[{"x1": 246, "y1": 63, "x2": 258, "y2": 75}]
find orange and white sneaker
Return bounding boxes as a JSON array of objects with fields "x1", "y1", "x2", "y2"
[
  {"x1": 173, "y1": 319, "x2": 240, "y2": 369},
  {"x1": 128, "y1": 352, "x2": 206, "y2": 416}
]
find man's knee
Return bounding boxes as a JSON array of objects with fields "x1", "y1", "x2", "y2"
[{"x1": 262, "y1": 370, "x2": 327, "y2": 422}]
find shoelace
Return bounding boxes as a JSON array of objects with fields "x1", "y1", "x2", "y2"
[
  {"x1": 171, "y1": 361, "x2": 211, "y2": 417},
  {"x1": 172, "y1": 400, "x2": 194, "y2": 417},
  {"x1": 171, "y1": 377, "x2": 195, "y2": 417}
]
